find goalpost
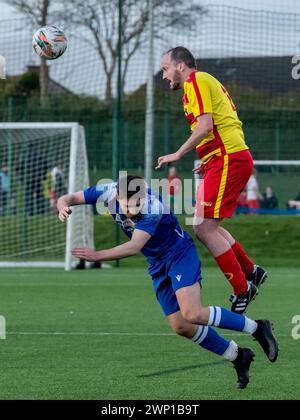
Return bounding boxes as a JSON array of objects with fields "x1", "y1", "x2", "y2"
[
  {"x1": 0, "y1": 123, "x2": 94, "y2": 270},
  {"x1": 194, "y1": 159, "x2": 300, "y2": 209}
]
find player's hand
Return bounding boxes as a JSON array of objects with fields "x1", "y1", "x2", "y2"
[
  {"x1": 156, "y1": 152, "x2": 180, "y2": 170},
  {"x1": 72, "y1": 247, "x2": 100, "y2": 262},
  {"x1": 192, "y1": 164, "x2": 203, "y2": 175},
  {"x1": 58, "y1": 207, "x2": 72, "y2": 223}
]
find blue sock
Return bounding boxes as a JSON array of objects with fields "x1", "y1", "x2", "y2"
[
  {"x1": 192, "y1": 325, "x2": 237, "y2": 359},
  {"x1": 208, "y1": 306, "x2": 257, "y2": 334}
]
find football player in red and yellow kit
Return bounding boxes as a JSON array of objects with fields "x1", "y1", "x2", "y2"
[{"x1": 157, "y1": 47, "x2": 267, "y2": 314}]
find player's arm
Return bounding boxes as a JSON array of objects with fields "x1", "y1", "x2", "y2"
[
  {"x1": 71, "y1": 229, "x2": 151, "y2": 262},
  {"x1": 57, "y1": 191, "x2": 85, "y2": 223},
  {"x1": 176, "y1": 113, "x2": 213, "y2": 157},
  {"x1": 156, "y1": 114, "x2": 213, "y2": 169}
]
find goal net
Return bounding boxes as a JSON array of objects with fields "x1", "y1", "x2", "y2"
[
  {"x1": 0, "y1": 123, "x2": 94, "y2": 270},
  {"x1": 194, "y1": 159, "x2": 300, "y2": 213}
]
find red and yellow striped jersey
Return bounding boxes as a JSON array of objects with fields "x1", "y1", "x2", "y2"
[{"x1": 183, "y1": 71, "x2": 248, "y2": 163}]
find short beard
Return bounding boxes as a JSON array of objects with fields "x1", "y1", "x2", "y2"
[{"x1": 171, "y1": 70, "x2": 181, "y2": 91}]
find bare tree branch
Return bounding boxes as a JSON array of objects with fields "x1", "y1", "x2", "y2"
[
  {"x1": 4, "y1": 0, "x2": 55, "y2": 107},
  {"x1": 6, "y1": 0, "x2": 207, "y2": 102}
]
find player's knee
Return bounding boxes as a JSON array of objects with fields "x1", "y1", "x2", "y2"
[
  {"x1": 170, "y1": 321, "x2": 192, "y2": 338},
  {"x1": 182, "y1": 308, "x2": 207, "y2": 325},
  {"x1": 193, "y1": 225, "x2": 206, "y2": 242},
  {"x1": 194, "y1": 220, "x2": 218, "y2": 241}
]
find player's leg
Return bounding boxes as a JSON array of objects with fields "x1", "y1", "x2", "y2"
[
  {"x1": 168, "y1": 312, "x2": 256, "y2": 389},
  {"x1": 158, "y1": 264, "x2": 276, "y2": 388},
  {"x1": 218, "y1": 225, "x2": 252, "y2": 272},
  {"x1": 194, "y1": 151, "x2": 258, "y2": 313},
  {"x1": 218, "y1": 226, "x2": 268, "y2": 288},
  {"x1": 167, "y1": 245, "x2": 278, "y2": 363},
  {"x1": 194, "y1": 155, "x2": 249, "y2": 297},
  {"x1": 194, "y1": 217, "x2": 255, "y2": 303},
  {"x1": 165, "y1": 303, "x2": 255, "y2": 389},
  {"x1": 176, "y1": 282, "x2": 254, "y2": 333},
  {"x1": 155, "y1": 270, "x2": 246, "y2": 345},
  {"x1": 175, "y1": 282, "x2": 278, "y2": 363}
]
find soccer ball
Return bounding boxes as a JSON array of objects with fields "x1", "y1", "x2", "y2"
[{"x1": 32, "y1": 25, "x2": 67, "y2": 60}]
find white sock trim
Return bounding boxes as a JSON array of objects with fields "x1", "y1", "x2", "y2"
[
  {"x1": 215, "y1": 307, "x2": 222, "y2": 327},
  {"x1": 208, "y1": 306, "x2": 222, "y2": 327},
  {"x1": 222, "y1": 340, "x2": 239, "y2": 362},
  {"x1": 192, "y1": 326, "x2": 209, "y2": 345},
  {"x1": 208, "y1": 307, "x2": 215, "y2": 326},
  {"x1": 243, "y1": 318, "x2": 258, "y2": 334}
]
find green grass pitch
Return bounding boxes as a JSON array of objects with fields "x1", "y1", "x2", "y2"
[{"x1": 0, "y1": 266, "x2": 299, "y2": 400}]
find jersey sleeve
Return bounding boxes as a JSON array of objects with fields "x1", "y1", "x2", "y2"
[
  {"x1": 83, "y1": 183, "x2": 116, "y2": 205},
  {"x1": 188, "y1": 73, "x2": 212, "y2": 118}
]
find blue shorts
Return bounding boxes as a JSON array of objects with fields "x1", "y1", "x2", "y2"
[{"x1": 152, "y1": 245, "x2": 202, "y2": 316}]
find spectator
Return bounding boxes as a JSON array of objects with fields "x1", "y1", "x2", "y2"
[
  {"x1": 42, "y1": 169, "x2": 53, "y2": 214},
  {"x1": 167, "y1": 166, "x2": 182, "y2": 214},
  {"x1": 261, "y1": 186, "x2": 278, "y2": 210},
  {"x1": 288, "y1": 185, "x2": 300, "y2": 210},
  {"x1": 50, "y1": 165, "x2": 67, "y2": 213},
  {"x1": 236, "y1": 190, "x2": 248, "y2": 214},
  {"x1": 246, "y1": 169, "x2": 261, "y2": 212},
  {"x1": 0, "y1": 166, "x2": 10, "y2": 215},
  {"x1": 16, "y1": 144, "x2": 48, "y2": 216}
]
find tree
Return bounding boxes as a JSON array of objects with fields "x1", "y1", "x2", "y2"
[
  {"x1": 65, "y1": 0, "x2": 206, "y2": 102},
  {"x1": 4, "y1": 0, "x2": 54, "y2": 108}
]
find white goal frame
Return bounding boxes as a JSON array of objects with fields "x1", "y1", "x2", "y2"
[
  {"x1": 194, "y1": 159, "x2": 300, "y2": 195},
  {"x1": 0, "y1": 122, "x2": 94, "y2": 270}
]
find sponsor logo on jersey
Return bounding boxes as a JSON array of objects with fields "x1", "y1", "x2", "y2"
[{"x1": 200, "y1": 201, "x2": 213, "y2": 207}]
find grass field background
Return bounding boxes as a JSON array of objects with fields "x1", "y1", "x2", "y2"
[
  {"x1": 1, "y1": 215, "x2": 300, "y2": 266},
  {"x1": 94, "y1": 215, "x2": 300, "y2": 269},
  {"x1": 1, "y1": 264, "x2": 300, "y2": 400}
]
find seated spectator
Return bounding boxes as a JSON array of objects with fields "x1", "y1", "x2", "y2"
[
  {"x1": 246, "y1": 169, "x2": 262, "y2": 212},
  {"x1": 288, "y1": 186, "x2": 300, "y2": 210},
  {"x1": 236, "y1": 190, "x2": 248, "y2": 214},
  {"x1": 261, "y1": 186, "x2": 278, "y2": 210},
  {"x1": 288, "y1": 200, "x2": 300, "y2": 210}
]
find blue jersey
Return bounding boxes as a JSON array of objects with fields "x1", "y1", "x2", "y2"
[{"x1": 83, "y1": 183, "x2": 195, "y2": 276}]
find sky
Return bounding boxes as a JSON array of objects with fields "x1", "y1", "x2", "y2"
[
  {"x1": 0, "y1": 0, "x2": 300, "y2": 97},
  {"x1": 1, "y1": 0, "x2": 300, "y2": 19},
  {"x1": 202, "y1": 0, "x2": 300, "y2": 13},
  {"x1": 0, "y1": 2, "x2": 16, "y2": 19}
]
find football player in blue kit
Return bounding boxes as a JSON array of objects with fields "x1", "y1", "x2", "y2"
[{"x1": 57, "y1": 175, "x2": 278, "y2": 389}]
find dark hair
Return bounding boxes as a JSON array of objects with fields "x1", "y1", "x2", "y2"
[
  {"x1": 167, "y1": 46, "x2": 196, "y2": 69},
  {"x1": 117, "y1": 175, "x2": 146, "y2": 200}
]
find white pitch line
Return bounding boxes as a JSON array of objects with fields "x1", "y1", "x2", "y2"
[
  {"x1": 8, "y1": 331, "x2": 176, "y2": 337},
  {"x1": 7, "y1": 331, "x2": 290, "y2": 338}
]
